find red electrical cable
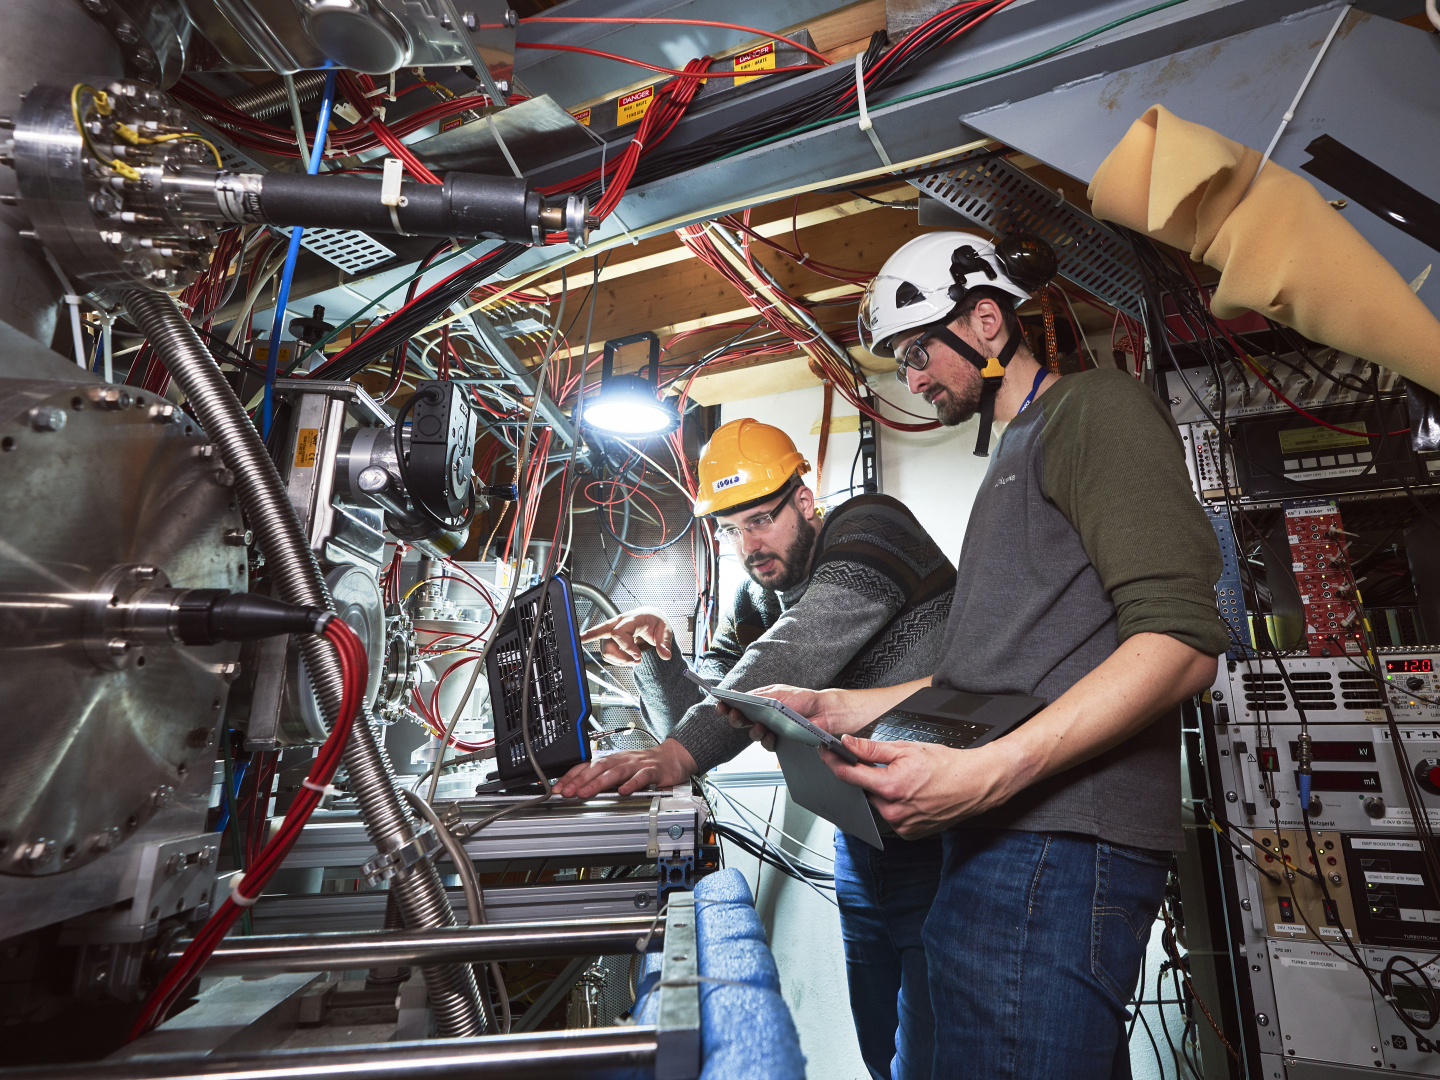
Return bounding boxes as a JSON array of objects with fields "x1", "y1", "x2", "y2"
[
  {"x1": 519, "y1": 16, "x2": 833, "y2": 65},
  {"x1": 129, "y1": 616, "x2": 367, "y2": 1041},
  {"x1": 516, "y1": 42, "x2": 820, "y2": 80},
  {"x1": 1171, "y1": 259, "x2": 1408, "y2": 438}
]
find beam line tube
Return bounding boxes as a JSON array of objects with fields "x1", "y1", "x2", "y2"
[
  {"x1": 1, "y1": 1029, "x2": 659, "y2": 1080},
  {"x1": 169, "y1": 917, "x2": 664, "y2": 976}
]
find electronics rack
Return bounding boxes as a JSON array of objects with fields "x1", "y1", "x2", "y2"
[
  {"x1": 1164, "y1": 344, "x2": 1440, "y2": 1077},
  {"x1": 485, "y1": 574, "x2": 593, "y2": 784}
]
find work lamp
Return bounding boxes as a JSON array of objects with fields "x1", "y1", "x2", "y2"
[{"x1": 582, "y1": 331, "x2": 680, "y2": 438}]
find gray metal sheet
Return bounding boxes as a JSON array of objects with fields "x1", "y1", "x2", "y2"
[
  {"x1": 498, "y1": 0, "x2": 1360, "y2": 283},
  {"x1": 408, "y1": 95, "x2": 599, "y2": 177}
]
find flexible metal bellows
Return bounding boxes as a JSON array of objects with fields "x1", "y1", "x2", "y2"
[
  {"x1": 120, "y1": 289, "x2": 484, "y2": 1037},
  {"x1": 226, "y1": 71, "x2": 328, "y2": 121}
]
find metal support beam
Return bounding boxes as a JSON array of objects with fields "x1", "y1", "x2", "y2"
[
  {"x1": 170, "y1": 917, "x2": 665, "y2": 977},
  {"x1": 497, "y1": 0, "x2": 1376, "y2": 285},
  {"x1": 457, "y1": 305, "x2": 582, "y2": 449},
  {"x1": 14, "y1": 1029, "x2": 658, "y2": 1080}
]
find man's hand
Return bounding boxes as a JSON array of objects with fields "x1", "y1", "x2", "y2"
[
  {"x1": 716, "y1": 684, "x2": 902, "y2": 749},
  {"x1": 554, "y1": 737, "x2": 697, "y2": 799},
  {"x1": 580, "y1": 608, "x2": 674, "y2": 667},
  {"x1": 717, "y1": 685, "x2": 840, "y2": 752},
  {"x1": 820, "y1": 633, "x2": 1219, "y2": 838},
  {"x1": 824, "y1": 736, "x2": 1010, "y2": 839}
]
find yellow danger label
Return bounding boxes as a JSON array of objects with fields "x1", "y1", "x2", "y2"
[
  {"x1": 251, "y1": 344, "x2": 291, "y2": 366},
  {"x1": 294, "y1": 427, "x2": 319, "y2": 468},
  {"x1": 572, "y1": 107, "x2": 592, "y2": 127},
  {"x1": 733, "y1": 41, "x2": 777, "y2": 85},
  {"x1": 616, "y1": 85, "x2": 654, "y2": 126},
  {"x1": 1278, "y1": 421, "x2": 1368, "y2": 453},
  {"x1": 441, "y1": 116, "x2": 464, "y2": 133}
]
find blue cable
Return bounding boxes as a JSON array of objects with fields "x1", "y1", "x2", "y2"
[
  {"x1": 215, "y1": 759, "x2": 248, "y2": 834},
  {"x1": 262, "y1": 66, "x2": 337, "y2": 438}
]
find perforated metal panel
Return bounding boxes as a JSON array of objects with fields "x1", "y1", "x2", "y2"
[
  {"x1": 912, "y1": 154, "x2": 1146, "y2": 320},
  {"x1": 284, "y1": 227, "x2": 398, "y2": 275}
]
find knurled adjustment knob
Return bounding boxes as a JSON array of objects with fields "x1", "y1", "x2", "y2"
[{"x1": 1416, "y1": 758, "x2": 1440, "y2": 796}]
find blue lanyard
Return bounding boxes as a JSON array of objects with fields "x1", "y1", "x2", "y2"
[{"x1": 1018, "y1": 367, "x2": 1049, "y2": 415}]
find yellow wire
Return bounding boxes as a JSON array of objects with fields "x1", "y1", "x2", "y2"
[{"x1": 71, "y1": 83, "x2": 140, "y2": 182}]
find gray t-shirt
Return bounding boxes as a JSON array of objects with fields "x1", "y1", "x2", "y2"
[{"x1": 937, "y1": 369, "x2": 1227, "y2": 851}]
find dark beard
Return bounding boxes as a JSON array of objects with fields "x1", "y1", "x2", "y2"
[
  {"x1": 744, "y1": 514, "x2": 817, "y2": 592},
  {"x1": 930, "y1": 378, "x2": 983, "y2": 427}
]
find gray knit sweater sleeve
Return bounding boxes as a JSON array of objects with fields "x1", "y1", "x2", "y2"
[
  {"x1": 664, "y1": 567, "x2": 907, "y2": 774},
  {"x1": 630, "y1": 604, "x2": 745, "y2": 739}
]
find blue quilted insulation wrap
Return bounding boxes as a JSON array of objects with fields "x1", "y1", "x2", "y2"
[{"x1": 635, "y1": 869, "x2": 806, "y2": 1080}]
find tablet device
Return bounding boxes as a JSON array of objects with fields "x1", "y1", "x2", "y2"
[{"x1": 681, "y1": 668, "x2": 861, "y2": 766}]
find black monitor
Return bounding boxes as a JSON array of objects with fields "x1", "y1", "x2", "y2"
[{"x1": 485, "y1": 574, "x2": 593, "y2": 784}]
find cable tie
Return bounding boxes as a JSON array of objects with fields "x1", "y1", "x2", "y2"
[
  {"x1": 853, "y1": 53, "x2": 892, "y2": 167},
  {"x1": 229, "y1": 873, "x2": 260, "y2": 908},
  {"x1": 301, "y1": 778, "x2": 337, "y2": 797}
]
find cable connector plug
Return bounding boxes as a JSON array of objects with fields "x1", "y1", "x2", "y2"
[
  {"x1": 485, "y1": 483, "x2": 518, "y2": 502},
  {"x1": 1297, "y1": 731, "x2": 1313, "y2": 814},
  {"x1": 174, "y1": 590, "x2": 330, "y2": 645}
]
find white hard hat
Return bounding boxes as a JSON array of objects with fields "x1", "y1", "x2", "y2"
[{"x1": 857, "y1": 232, "x2": 1046, "y2": 358}]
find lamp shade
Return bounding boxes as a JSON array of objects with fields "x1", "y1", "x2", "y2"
[
  {"x1": 582, "y1": 331, "x2": 679, "y2": 438},
  {"x1": 584, "y1": 374, "x2": 680, "y2": 436}
]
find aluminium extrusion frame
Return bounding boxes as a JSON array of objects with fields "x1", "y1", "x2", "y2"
[
  {"x1": 279, "y1": 790, "x2": 704, "y2": 868},
  {"x1": 169, "y1": 915, "x2": 666, "y2": 976},
  {"x1": 248, "y1": 878, "x2": 670, "y2": 934}
]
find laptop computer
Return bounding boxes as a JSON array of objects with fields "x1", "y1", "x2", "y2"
[{"x1": 857, "y1": 685, "x2": 1047, "y2": 750}]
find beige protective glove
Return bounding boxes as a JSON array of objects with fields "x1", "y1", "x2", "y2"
[{"x1": 1088, "y1": 104, "x2": 1440, "y2": 393}]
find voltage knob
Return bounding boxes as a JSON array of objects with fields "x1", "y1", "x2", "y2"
[
  {"x1": 1407, "y1": 676, "x2": 1426, "y2": 692},
  {"x1": 1416, "y1": 758, "x2": 1440, "y2": 796}
]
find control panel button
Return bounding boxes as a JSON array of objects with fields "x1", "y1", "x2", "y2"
[{"x1": 1417, "y1": 758, "x2": 1440, "y2": 796}]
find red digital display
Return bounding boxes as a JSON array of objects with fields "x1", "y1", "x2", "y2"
[{"x1": 1386, "y1": 659, "x2": 1435, "y2": 674}]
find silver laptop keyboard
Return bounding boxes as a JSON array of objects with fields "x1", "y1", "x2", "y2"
[{"x1": 867, "y1": 709, "x2": 992, "y2": 749}]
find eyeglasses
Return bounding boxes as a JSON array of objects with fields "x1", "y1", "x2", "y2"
[
  {"x1": 714, "y1": 486, "x2": 798, "y2": 543},
  {"x1": 894, "y1": 336, "x2": 934, "y2": 384}
]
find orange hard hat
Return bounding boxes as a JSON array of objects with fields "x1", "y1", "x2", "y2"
[{"x1": 693, "y1": 419, "x2": 810, "y2": 517}]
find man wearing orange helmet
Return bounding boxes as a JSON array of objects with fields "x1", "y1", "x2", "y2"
[{"x1": 556, "y1": 417, "x2": 955, "y2": 1080}]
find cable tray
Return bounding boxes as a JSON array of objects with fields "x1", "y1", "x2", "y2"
[{"x1": 911, "y1": 154, "x2": 1145, "y2": 320}]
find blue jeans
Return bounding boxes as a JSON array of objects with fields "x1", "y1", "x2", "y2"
[
  {"x1": 834, "y1": 829, "x2": 944, "y2": 1080},
  {"x1": 923, "y1": 828, "x2": 1170, "y2": 1080}
]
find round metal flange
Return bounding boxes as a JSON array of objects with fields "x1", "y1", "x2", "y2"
[
  {"x1": 0, "y1": 378, "x2": 243, "y2": 876},
  {"x1": 292, "y1": 563, "x2": 385, "y2": 738},
  {"x1": 301, "y1": 0, "x2": 412, "y2": 73}
]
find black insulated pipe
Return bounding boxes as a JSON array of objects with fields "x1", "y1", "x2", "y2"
[
  {"x1": 258, "y1": 172, "x2": 541, "y2": 242},
  {"x1": 173, "y1": 591, "x2": 328, "y2": 645}
]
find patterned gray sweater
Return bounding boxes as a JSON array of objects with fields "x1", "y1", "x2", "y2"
[{"x1": 636, "y1": 494, "x2": 956, "y2": 773}]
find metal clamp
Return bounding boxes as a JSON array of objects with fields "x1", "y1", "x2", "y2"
[
  {"x1": 647, "y1": 796, "x2": 662, "y2": 859},
  {"x1": 361, "y1": 825, "x2": 441, "y2": 887}
]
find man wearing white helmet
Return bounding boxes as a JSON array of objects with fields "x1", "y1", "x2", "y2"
[{"x1": 737, "y1": 232, "x2": 1228, "y2": 1078}]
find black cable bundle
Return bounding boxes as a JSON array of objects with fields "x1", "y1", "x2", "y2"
[
  {"x1": 709, "y1": 821, "x2": 835, "y2": 886},
  {"x1": 300, "y1": 241, "x2": 526, "y2": 381}
]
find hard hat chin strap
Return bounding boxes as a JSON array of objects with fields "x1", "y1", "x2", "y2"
[{"x1": 923, "y1": 325, "x2": 1021, "y2": 457}]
